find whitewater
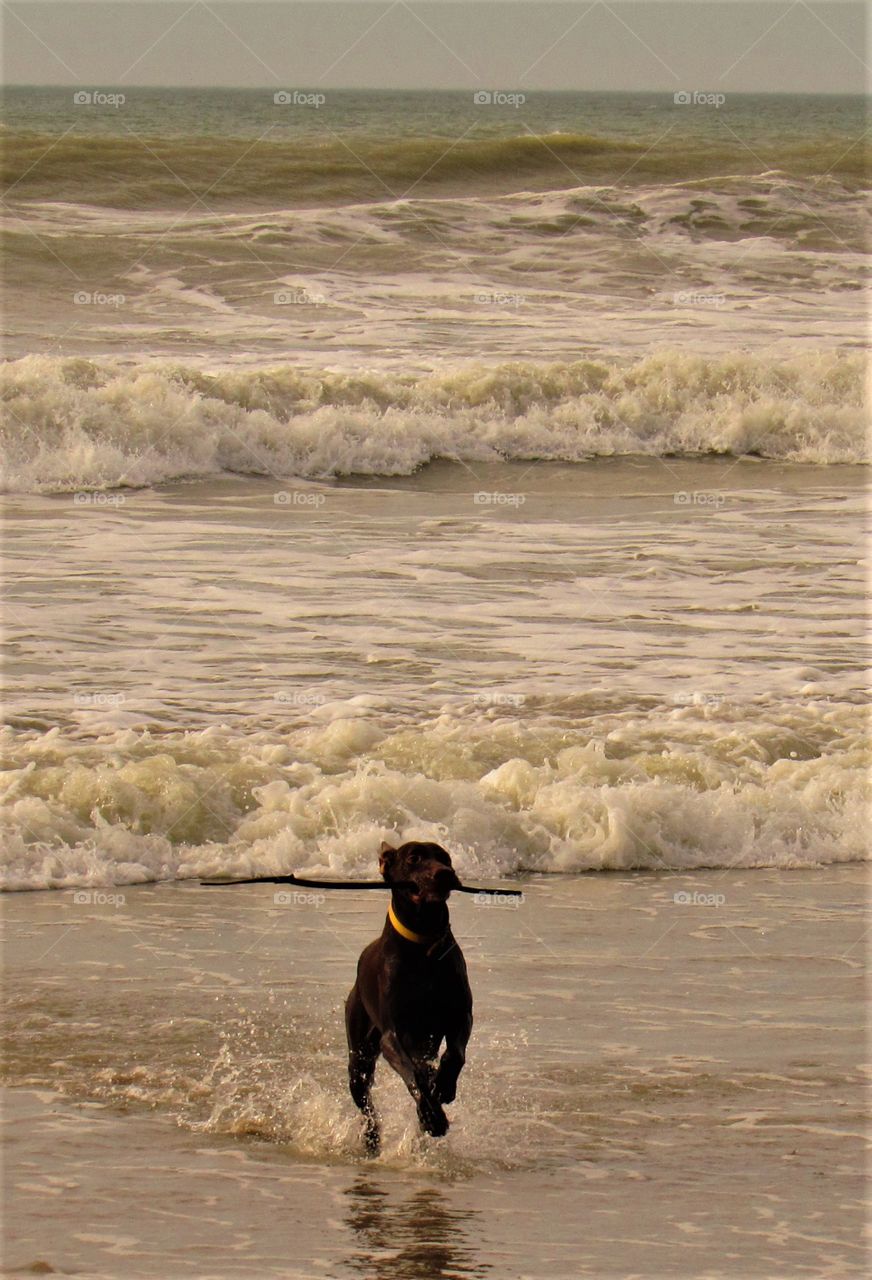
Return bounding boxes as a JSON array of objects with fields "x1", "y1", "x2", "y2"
[
  {"x1": 1, "y1": 350, "x2": 866, "y2": 493},
  {"x1": 2, "y1": 692, "x2": 867, "y2": 892},
  {"x1": 3, "y1": 448, "x2": 867, "y2": 890}
]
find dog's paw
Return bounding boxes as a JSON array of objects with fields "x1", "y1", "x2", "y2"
[
  {"x1": 434, "y1": 1079, "x2": 457, "y2": 1104},
  {"x1": 418, "y1": 1098, "x2": 449, "y2": 1138}
]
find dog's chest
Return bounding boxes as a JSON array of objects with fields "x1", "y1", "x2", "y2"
[{"x1": 386, "y1": 941, "x2": 468, "y2": 1008}]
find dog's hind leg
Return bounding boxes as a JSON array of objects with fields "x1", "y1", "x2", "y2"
[
  {"x1": 345, "y1": 989, "x2": 381, "y2": 1154},
  {"x1": 350, "y1": 1040, "x2": 380, "y2": 1155}
]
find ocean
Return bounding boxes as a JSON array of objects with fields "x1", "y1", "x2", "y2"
[{"x1": 1, "y1": 87, "x2": 869, "y2": 1278}]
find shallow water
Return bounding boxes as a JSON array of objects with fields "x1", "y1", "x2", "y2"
[{"x1": 3, "y1": 868, "x2": 868, "y2": 1277}]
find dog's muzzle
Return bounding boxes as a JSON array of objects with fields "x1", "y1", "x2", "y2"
[{"x1": 410, "y1": 866, "x2": 460, "y2": 904}]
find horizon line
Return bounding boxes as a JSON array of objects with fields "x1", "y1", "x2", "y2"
[{"x1": 2, "y1": 83, "x2": 868, "y2": 96}]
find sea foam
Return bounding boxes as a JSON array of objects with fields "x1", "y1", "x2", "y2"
[
  {"x1": 1, "y1": 350, "x2": 865, "y2": 493},
  {"x1": 1, "y1": 697, "x2": 866, "y2": 891}
]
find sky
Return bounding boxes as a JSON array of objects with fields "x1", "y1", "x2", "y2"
[{"x1": 2, "y1": 2, "x2": 868, "y2": 93}]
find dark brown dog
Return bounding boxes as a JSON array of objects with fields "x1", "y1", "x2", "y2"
[{"x1": 345, "y1": 840, "x2": 473, "y2": 1153}]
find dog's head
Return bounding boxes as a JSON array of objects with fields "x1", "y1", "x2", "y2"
[{"x1": 379, "y1": 840, "x2": 460, "y2": 906}]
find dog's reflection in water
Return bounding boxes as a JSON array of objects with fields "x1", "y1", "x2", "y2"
[{"x1": 343, "y1": 1177, "x2": 490, "y2": 1280}]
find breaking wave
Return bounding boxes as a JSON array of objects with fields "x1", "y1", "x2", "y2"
[
  {"x1": 1, "y1": 350, "x2": 865, "y2": 492},
  {"x1": 1, "y1": 695, "x2": 867, "y2": 891}
]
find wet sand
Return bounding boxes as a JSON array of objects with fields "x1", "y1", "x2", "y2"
[{"x1": 3, "y1": 866, "x2": 868, "y2": 1278}]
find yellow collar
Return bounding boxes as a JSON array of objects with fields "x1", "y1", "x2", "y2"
[{"x1": 387, "y1": 903, "x2": 433, "y2": 945}]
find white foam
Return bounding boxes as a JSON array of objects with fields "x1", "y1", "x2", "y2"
[
  {"x1": 1, "y1": 697, "x2": 866, "y2": 891},
  {"x1": 1, "y1": 349, "x2": 865, "y2": 493}
]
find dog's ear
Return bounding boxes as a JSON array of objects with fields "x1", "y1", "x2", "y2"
[{"x1": 379, "y1": 841, "x2": 396, "y2": 878}]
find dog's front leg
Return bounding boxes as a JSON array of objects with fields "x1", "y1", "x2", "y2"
[
  {"x1": 434, "y1": 1011, "x2": 472, "y2": 1104},
  {"x1": 380, "y1": 1030, "x2": 449, "y2": 1138}
]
